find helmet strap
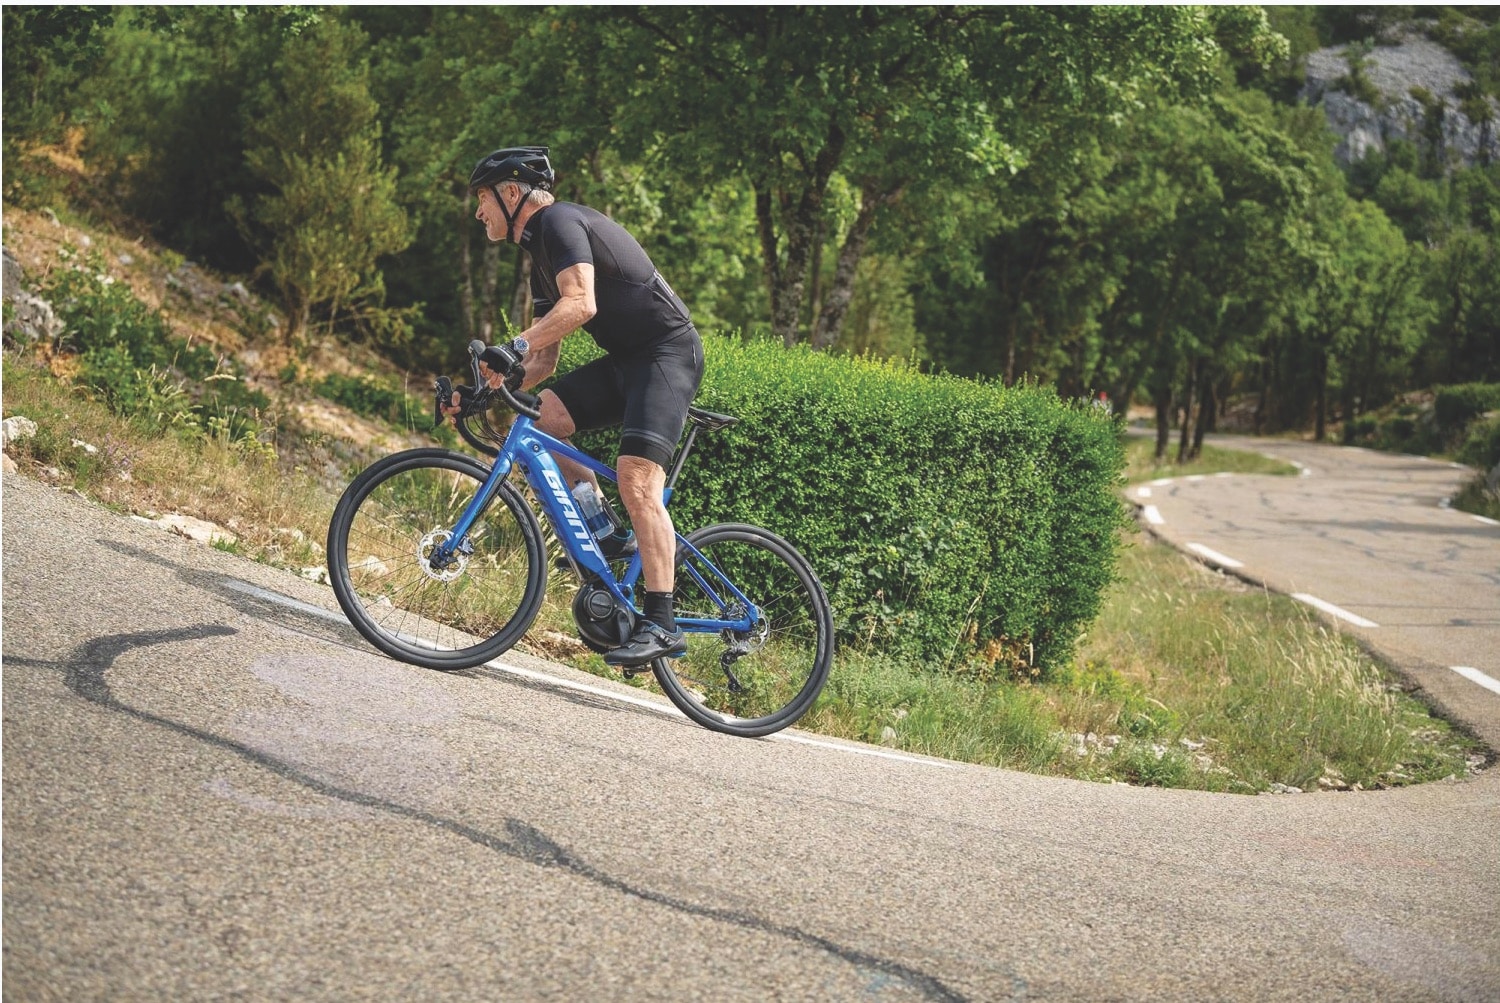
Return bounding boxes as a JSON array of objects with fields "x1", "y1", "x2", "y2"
[{"x1": 491, "y1": 183, "x2": 532, "y2": 243}]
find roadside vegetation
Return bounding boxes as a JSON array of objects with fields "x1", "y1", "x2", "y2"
[
  {"x1": 2, "y1": 241, "x2": 1480, "y2": 792},
  {"x1": 4, "y1": 5, "x2": 1492, "y2": 792}
]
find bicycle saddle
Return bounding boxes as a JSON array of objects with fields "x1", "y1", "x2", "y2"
[{"x1": 687, "y1": 406, "x2": 739, "y2": 432}]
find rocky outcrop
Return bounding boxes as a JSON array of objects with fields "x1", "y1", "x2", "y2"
[
  {"x1": 2, "y1": 247, "x2": 64, "y2": 347},
  {"x1": 1301, "y1": 34, "x2": 1499, "y2": 169}
]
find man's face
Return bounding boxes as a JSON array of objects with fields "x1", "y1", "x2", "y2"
[{"x1": 475, "y1": 186, "x2": 510, "y2": 243}]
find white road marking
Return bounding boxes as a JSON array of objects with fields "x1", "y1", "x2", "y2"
[
  {"x1": 1473, "y1": 514, "x2": 1499, "y2": 527},
  {"x1": 1143, "y1": 505, "x2": 1164, "y2": 525},
  {"x1": 1186, "y1": 475, "x2": 1205, "y2": 482},
  {"x1": 226, "y1": 580, "x2": 952, "y2": 768},
  {"x1": 227, "y1": 580, "x2": 341, "y2": 621},
  {"x1": 1186, "y1": 544, "x2": 1244, "y2": 569},
  {"x1": 1136, "y1": 487, "x2": 1152, "y2": 499},
  {"x1": 1151, "y1": 478, "x2": 1174, "y2": 487},
  {"x1": 1291, "y1": 593, "x2": 1379, "y2": 629},
  {"x1": 1451, "y1": 666, "x2": 1500, "y2": 697}
]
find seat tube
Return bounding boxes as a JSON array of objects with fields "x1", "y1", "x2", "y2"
[{"x1": 665, "y1": 425, "x2": 700, "y2": 494}]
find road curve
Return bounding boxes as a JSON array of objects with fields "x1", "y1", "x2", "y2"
[
  {"x1": 1130, "y1": 434, "x2": 1500, "y2": 755},
  {"x1": 4, "y1": 469, "x2": 1498, "y2": 1001}
]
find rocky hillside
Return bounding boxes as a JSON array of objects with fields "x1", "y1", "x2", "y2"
[
  {"x1": 2, "y1": 204, "x2": 433, "y2": 488},
  {"x1": 1301, "y1": 29, "x2": 1500, "y2": 169}
]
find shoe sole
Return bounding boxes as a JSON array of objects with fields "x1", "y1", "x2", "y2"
[{"x1": 604, "y1": 645, "x2": 687, "y2": 668}]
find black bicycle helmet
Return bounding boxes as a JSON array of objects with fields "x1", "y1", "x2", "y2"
[{"x1": 468, "y1": 146, "x2": 555, "y2": 195}]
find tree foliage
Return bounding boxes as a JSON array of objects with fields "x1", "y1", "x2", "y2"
[{"x1": 4, "y1": 3, "x2": 1497, "y2": 431}]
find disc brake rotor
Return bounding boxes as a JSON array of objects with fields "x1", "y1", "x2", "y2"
[
  {"x1": 720, "y1": 603, "x2": 769, "y2": 652},
  {"x1": 418, "y1": 529, "x2": 468, "y2": 582}
]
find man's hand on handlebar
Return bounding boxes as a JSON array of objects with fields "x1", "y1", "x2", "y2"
[{"x1": 435, "y1": 338, "x2": 535, "y2": 428}]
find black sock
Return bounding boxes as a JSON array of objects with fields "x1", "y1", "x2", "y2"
[{"x1": 643, "y1": 591, "x2": 676, "y2": 632}]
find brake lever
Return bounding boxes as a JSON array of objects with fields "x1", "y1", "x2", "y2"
[{"x1": 433, "y1": 375, "x2": 453, "y2": 430}]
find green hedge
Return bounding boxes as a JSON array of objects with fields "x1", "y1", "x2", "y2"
[
  {"x1": 1345, "y1": 383, "x2": 1500, "y2": 458},
  {"x1": 1434, "y1": 383, "x2": 1500, "y2": 440},
  {"x1": 555, "y1": 333, "x2": 1127, "y2": 676},
  {"x1": 1457, "y1": 416, "x2": 1500, "y2": 471}
]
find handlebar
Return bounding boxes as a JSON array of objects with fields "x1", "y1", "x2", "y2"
[{"x1": 432, "y1": 339, "x2": 542, "y2": 456}]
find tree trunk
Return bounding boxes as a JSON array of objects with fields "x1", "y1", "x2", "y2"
[
  {"x1": 509, "y1": 254, "x2": 533, "y2": 332},
  {"x1": 774, "y1": 211, "x2": 814, "y2": 348},
  {"x1": 1154, "y1": 388, "x2": 1173, "y2": 461},
  {"x1": 1191, "y1": 368, "x2": 1214, "y2": 460},
  {"x1": 1314, "y1": 350, "x2": 1329, "y2": 442},
  {"x1": 811, "y1": 183, "x2": 898, "y2": 351},
  {"x1": 479, "y1": 241, "x2": 500, "y2": 341},
  {"x1": 459, "y1": 199, "x2": 477, "y2": 339},
  {"x1": 1177, "y1": 360, "x2": 1197, "y2": 464},
  {"x1": 806, "y1": 213, "x2": 826, "y2": 334},
  {"x1": 755, "y1": 186, "x2": 781, "y2": 336},
  {"x1": 754, "y1": 126, "x2": 846, "y2": 348},
  {"x1": 1254, "y1": 337, "x2": 1275, "y2": 436}
]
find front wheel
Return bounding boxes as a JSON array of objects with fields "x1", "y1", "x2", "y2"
[
  {"x1": 652, "y1": 524, "x2": 833, "y2": 737},
  {"x1": 327, "y1": 448, "x2": 547, "y2": 670}
]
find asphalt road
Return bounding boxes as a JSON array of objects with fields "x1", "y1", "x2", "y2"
[
  {"x1": 1131, "y1": 435, "x2": 1500, "y2": 755},
  {"x1": 4, "y1": 457, "x2": 1499, "y2": 1002}
]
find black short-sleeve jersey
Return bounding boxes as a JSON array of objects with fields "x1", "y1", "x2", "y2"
[{"x1": 519, "y1": 202, "x2": 694, "y2": 355}]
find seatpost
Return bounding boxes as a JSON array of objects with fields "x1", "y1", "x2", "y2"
[{"x1": 664, "y1": 424, "x2": 701, "y2": 494}]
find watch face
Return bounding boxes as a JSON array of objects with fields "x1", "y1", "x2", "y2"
[{"x1": 513, "y1": 337, "x2": 529, "y2": 355}]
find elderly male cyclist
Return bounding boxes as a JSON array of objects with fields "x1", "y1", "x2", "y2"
[{"x1": 451, "y1": 146, "x2": 704, "y2": 667}]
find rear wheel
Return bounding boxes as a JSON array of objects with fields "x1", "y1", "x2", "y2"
[
  {"x1": 652, "y1": 524, "x2": 833, "y2": 737},
  {"x1": 327, "y1": 448, "x2": 546, "y2": 670}
]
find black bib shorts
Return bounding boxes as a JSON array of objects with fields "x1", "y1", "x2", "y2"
[{"x1": 549, "y1": 327, "x2": 705, "y2": 471}]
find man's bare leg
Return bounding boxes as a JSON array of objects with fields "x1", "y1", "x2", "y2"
[{"x1": 616, "y1": 455, "x2": 673, "y2": 592}]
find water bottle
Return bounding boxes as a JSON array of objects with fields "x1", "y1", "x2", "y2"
[{"x1": 571, "y1": 481, "x2": 617, "y2": 542}]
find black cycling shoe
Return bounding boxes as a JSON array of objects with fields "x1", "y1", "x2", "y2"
[{"x1": 604, "y1": 621, "x2": 688, "y2": 667}]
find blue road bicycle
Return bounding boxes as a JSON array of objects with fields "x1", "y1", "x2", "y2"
[{"x1": 327, "y1": 340, "x2": 833, "y2": 737}]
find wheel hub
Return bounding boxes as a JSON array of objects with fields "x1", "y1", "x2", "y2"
[{"x1": 419, "y1": 529, "x2": 468, "y2": 582}]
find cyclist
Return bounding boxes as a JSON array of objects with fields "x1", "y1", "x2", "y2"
[{"x1": 449, "y1": 145, "x2": 704, "y2": 667}]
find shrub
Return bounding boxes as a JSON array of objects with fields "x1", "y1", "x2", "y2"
[
  {"x1": 1343, "y1": 406, "x2": 1440, "y2": 454},
  {"x1": 38, "y1": 246, "x2": 271, "y2": 446},
  {"x1": 1434, "y1": 383, "x2": 1500, "y2": 441},
  {"x1": 1457, "y1": 415, "x2": 1500, "y2": 471},
  {"x1": 316, "y1": 372, "x2": 418, "y2": 425},
  {"x1": 557, "y1": 332, "x2": 1127, "y2": 676}
]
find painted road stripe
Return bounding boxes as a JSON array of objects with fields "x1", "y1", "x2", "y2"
[
  {"x1": 1473, "y1": 514, "x2": 1499, "y2": 527},
  {"x1": 1186, "y1": 543, "x2": 1244, "y2": 569},
  {"x1": 1136, "y1": 486, "x2": 1152, "y2": 499},
  {"x1": 1291, "y1": 593, "x2": 1379, "y2": 628},
  {"x1": 1452, "y1": 666, "x2": 1500, "y2": 697},
  {"x1": 1143, "y1": 505, "x2": 1164, "y2": 525},
  {"x1": 227, "y1": 580, "x2": 952, "y2": 768}
]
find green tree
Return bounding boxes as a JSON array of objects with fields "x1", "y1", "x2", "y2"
[
  {"x1": 1, "y1": 5, "x2": 117, "y2": 145},
  {"x1": 232, "y1": 17, "x2": 411, "y2": 346},
  {"x1": 518, "y1": 6, "x2": 1276, "y2": 350}
]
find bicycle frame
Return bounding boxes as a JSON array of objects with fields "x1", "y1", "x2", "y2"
[{"x1": 429, "y1": 412, "x2": 760, "y2": 636}]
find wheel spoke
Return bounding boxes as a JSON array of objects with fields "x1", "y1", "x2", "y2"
[{"x1": 328, "y1": 451, "x2": 545, "y2": 671}]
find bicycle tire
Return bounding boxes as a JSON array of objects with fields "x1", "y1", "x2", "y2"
[
  {"x1": 652, "y1": 523, "x2": 833, "y2": 737},
  {"x1": 327, "y1": 448, "x2": 546, "y2": 670}
]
